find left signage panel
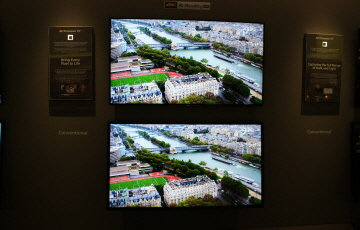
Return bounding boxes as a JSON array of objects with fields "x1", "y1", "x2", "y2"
[{"x1": 49, "y1": 27, "x2": 94, "y2": 100}]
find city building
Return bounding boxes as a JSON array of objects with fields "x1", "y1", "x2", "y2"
[
  {"x1": 164, "y1": 73, "x2": 219, "y2": 102},
  {"x1": 109, "y1": 146, "x2": 121, "y2": 164},
  {"x1": 109, "y1": 132, "x2": 126, "y2": 163},
  {"x1": 110, "y1": 41, "x2": 127, "y2": 60},
  {"x1": 109, "y1": 185, "x2": 162, "y2": 207},
  {"x1": 163, "y1": 175, "x2": 217, "y2": 206},
  {"x1": 110, "y1": 160, "x2": 153, "y2": 177},
  {"x1": 111, "y1": 81, "x2": 163, "y2": 104},
  {"x1": 111, "y1": 56, "x2": 154, "y2": 73},
  {"x1": 110, "y1": 23, "x2": 128, "y2": 59}
]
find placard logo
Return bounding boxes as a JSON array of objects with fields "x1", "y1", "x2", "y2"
[
  {"x1": 165, "y1": 2, "x2": 177, "y2": 8},
  {"x1": 164, "y1": 1, "x2": 210, "y2": 10}
]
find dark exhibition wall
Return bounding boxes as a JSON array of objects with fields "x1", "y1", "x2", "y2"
[{"x1": 0, "y1": 0, "x2": 359, "y2": 229}]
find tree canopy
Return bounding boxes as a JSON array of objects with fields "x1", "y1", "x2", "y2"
[
  {"x1": 199, "y1": 161, "x2": 207, "y2": 166},
  {"x1": 221, "y1": 176, "x2": 249, "y2": 198},
  {"x1": 222, "y1": 74, "x2": 250, "y2": 98},
  {"x1": 244, "y1": 53, "x2": 263, "y2": 64},
  {"x1": 241, "y1": 153, "x2": 261, "y2": 163}
]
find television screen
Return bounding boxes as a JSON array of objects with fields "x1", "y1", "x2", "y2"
[
  {"x1": 109, "y1": 123, "x2": 263, "y2": 209},
  {"x1": 0, "y1": 32, "x2": 2, "y2": 104},
  {"x1": 0, "y1": 121, "x2": 3, "y2": 203},
  {"x1": 110, "y1": 19, "x2": 264, "y2": 105}
]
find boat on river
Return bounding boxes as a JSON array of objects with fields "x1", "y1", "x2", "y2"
[
  {"x1": 212, "y1": 156, "x2": 233, "y2": 164},
  {"x1": 249, "y1": 164, "x2": 261, "y2": 169},
  {"x1": 213, "y1": 54, "x2": 235, "y2": 63},
  {"x1": 233, "y1": 174, "x2": 255, "y2": 184}
]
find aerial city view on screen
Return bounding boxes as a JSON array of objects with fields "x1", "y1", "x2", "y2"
[
  {"x1": 0, "y1": 123, "x2": 1, "y2": 143},
  {"x1": 109, "y1": 124, "x2": 262, "y2": 208},
  {"x1": 110, "y1": 19, "x2": 264, "y2": 105}
]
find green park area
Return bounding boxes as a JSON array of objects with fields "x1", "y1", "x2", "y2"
[
  {"x1": 111, "y1": 73, "x2": 169, "y2": 87},
  {"x1": 109, "y1": 176, "x2": 169, "y2": 191}
]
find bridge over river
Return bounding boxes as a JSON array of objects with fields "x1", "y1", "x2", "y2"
[
  {"x1": 148, "y1": 43, "x2": 212, "y2": 49},
  {"x1": 140, "y1": 145, "x2": 212, "y2": 153}
]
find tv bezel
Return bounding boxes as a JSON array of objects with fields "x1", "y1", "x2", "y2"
[
  {"x1": 108, "y1": 122, "x2": 264, "y2": 210},
  {"x1": 109, "y1": 18, "x2": 265, "y2": 106}
]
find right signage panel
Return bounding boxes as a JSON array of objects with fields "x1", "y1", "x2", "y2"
[{"x1": 304, "y1": 34, "x2": 342, "y2": 103}]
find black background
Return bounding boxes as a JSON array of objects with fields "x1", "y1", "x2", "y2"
[{"x1": 0, "y1": 0, "x2": 360, "y2": 229}]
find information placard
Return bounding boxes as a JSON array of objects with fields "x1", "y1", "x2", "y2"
[
  {"x1": 49, "y1": 27, "x2": 94, "y2": 100},
  {"x1": 355, "y1": 29, "x2": 360, "y2": 107},
  {"x1": 304, "y1": 34, "x2": 342, "y2": 102}
]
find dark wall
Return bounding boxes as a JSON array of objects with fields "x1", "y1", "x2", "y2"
[{"x1": 0, "y1": 0, "x2": 359, "y2": 229}]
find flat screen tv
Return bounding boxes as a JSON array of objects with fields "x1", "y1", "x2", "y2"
[
  {"x1": 110, "y1": 19, "x2": 264, "y2": 105},
  {"x1": 0, "y1": 121, "x2": 3, "y2": 204},
  {"x1": 109, "y1": 123, "x2": 263, "y2": 209},
  {"x1": 0, "y1": 32, "x2": 2, "y2": 104}
]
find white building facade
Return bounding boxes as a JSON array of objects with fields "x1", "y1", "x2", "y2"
[
  {"x1": 164, "y1": 73, "x2": 219, "y2": 103},
  {"x1": 163, "y1": 176, "x2": 217, "y2": 206},
  {"x1": 111, "y1": 81, "x2": 163, "y2": 104},
  {"x1": 109, "y1": 185, "x2": 162, "y2": 208}
]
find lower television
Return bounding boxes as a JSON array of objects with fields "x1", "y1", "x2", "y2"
[{"x1": 109, "y1": 123, "x2": 263, "y2": 209}]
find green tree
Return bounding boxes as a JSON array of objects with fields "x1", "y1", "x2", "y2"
[
  {"x1": 250, "y1": 97, "x2": 262, "y2": 105},
  {"x1": 160, "y1": 153, "x2": 169, "y2": 158},
  {"x1": 155, "y1": 80, "x2": 166, "y2": 92},
  {"x1": 130, "y1": 101, "x2": 142, "y2": 104},
  {"x1": 221, "y1": 176, "x2": 249, "y2": 198},
  {"x1": 123, "y1": 141, "x2": 130, "y2": 149},
  {"x1": 222, "y1": 74, "x2": 250, "y2": 98},
  {"x1": 199, "y1": 161, "x2": 207, "y2": 166},
  {"x1": 244, "y1": 53, "x2": 263, "y2": 64},
  {"x1": 178, "y1": 94, "x2": 206, "y2": 104},
  {"x1": 200, "y1": 58, "x2": 208, "y2": 64},
  {"x1": 236, "y1": 185, "x2": 250, "y2": 197},
  {"x1": 120, "y1": 156, "x2": 134, "y2": 161},
  {"x1": 242, "y1": 154, "x2": 261, "y2": 163},
  {"x1": 249, "y1": 197, "x2": 262, "y2": 205}
]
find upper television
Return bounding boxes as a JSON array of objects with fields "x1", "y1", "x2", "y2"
[
  {"x1": 110, "y1": 19, "x2": 264, "y2": 105},
  {"x1": 0, "y1": 121, "x2": 3, "y2": 204},
  {"x1": 0, "y1": 32, "x2": 2, "y2": 104},
  {"x1": 109, "y1": 123, "x2": 263, "y2": 209}
]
